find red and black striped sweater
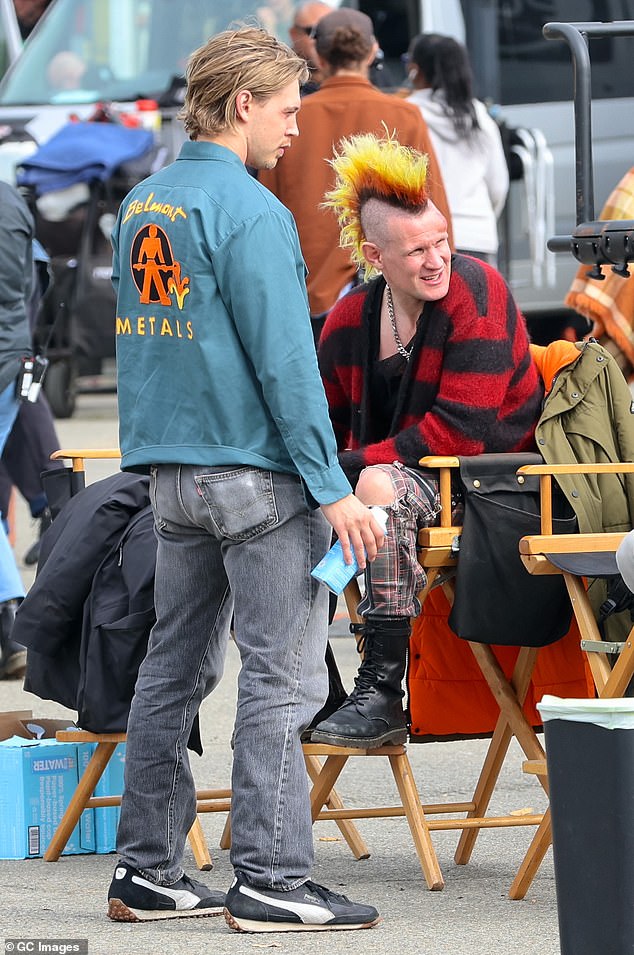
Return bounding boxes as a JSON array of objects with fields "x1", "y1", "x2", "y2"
[{"x1": 318, "y1": 256, "x2": 543, "y2": 484}]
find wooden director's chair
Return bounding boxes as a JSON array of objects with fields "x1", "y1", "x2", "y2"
[
  {"x1": 313, "y1": 454, "x2": 553, "y2": 892},
  {"x1": 317, "y1": 456, "x2": 634, "y2": 894},
  {"x1": 507, "y1": 461, "x2": 634, "y2": 899},
  {"x1": 39, "y1": 450, "x2": 230, "y2": 868}
]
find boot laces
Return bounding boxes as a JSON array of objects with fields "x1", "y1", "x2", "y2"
[
  {"x1": 348, "y1": 624, "x2": 381, "y2": 701},
  {"x1": 304, "y1": 880, "x2": 352, "y2": 905}
]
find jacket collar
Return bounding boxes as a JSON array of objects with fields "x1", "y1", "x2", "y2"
[
  {"x1": 177, "y1": 140, "x2": 245, "y2": 168},
  {"x1": 318, "y1": 75, "x2": 373, "y2": 92}
]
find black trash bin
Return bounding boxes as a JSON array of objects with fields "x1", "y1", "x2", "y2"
[{"x1": 537, "y1": 696, "x2": 634, "y2": 955}]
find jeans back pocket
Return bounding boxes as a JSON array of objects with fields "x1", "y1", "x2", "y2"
[{"x1": 195, "y1": 467, "x2": 278, "y2": 540}]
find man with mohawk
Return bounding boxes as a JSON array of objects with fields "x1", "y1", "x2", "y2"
[
  {"x1": 259, "y1": 6, "x2": 452, "y2": 343},
  {"x1": 311, "y1": 132, "x2": 543, "y2": 750}
]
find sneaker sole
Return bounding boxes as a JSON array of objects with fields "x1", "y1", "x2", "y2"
[
  {"x1": 224, "y1": 909, "x2": 381, "y2": 933},
  {"x1": 309, "y1": 728, "x2": 408, "y2": 748},
  {"x1": 107, "y1": 898, "x2": 224, "y2": 922}
]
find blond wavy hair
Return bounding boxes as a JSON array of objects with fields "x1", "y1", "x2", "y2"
[
  {"x1": 180, "y1": 26, "x2": 308, "y2": 139},
  {"x1": 323, "y1": 131, "x2": 429, "y2": 277}
]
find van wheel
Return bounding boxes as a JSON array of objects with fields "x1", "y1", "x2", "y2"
[{"x1": 44, "y1": 358, "x2": 77, "y2": 419}]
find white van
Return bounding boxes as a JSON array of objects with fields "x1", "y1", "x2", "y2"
[{"x1": 0, "y1": 0, "x2": 632, "y2": 325}]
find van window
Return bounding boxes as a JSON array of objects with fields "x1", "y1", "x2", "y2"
[
  {"x1": 491, "y1": 0, "x2": 634, "y2": 105},
  {"x1": 0, "y1": 0, "x2": 294, "y2": 106},
  {"x1": 0, "y1": 0, "x2": 423, "y2": 107}
]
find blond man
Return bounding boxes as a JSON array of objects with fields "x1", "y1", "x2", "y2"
[{"x1": 108, "y1": 27, "x2": 382, "y2": 933}]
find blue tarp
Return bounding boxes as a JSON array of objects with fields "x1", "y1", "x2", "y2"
[{"x1": 17, "y1": 122, "x2": 154, "y2": 196}]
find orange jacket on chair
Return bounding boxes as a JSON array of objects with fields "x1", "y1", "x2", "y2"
[{"x1": 408, "y1": 587, "x2": 593, "y2": 740}]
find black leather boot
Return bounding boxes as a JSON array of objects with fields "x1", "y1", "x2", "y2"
[
  {"x1": 0, "y1": 600, "x2": 26, "y2": 680},
  {"x1": 311, "y1": 617, "x2": 410, "y2": 749}
]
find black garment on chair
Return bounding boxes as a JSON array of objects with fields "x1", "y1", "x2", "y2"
[
  {"x1": 448, "y1": 453, "x2": 577, "y2": 647},
  {"x1": 15, "y1": 473, "x2": 155, "y2": 729}
]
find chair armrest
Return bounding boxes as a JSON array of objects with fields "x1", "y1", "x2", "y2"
[
  {"x1": 517, "y1": 463, "x2": 634, "y2": 475},
  {"x1": 418, "y1": 456, "x2": 460, "y2": 528},
  {"x1": 51, "y1": 448, "x2": 121, "y2": 473},
  {"x1": 517, "y1": 461, "x2": 634, "y2": 535}
]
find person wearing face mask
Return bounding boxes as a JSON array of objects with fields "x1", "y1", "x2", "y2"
[
  {"x1": 406, "y1": 32, "x2": 509, "y2": 266},
  {"x1": 259, "y1": 7, "x2": 452, "y2": 344}
]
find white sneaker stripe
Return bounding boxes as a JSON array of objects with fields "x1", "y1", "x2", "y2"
[
  {"x1": 239, "y1": 884, "x2": 333, "y2": 925},
  {"x1": 130, "y1": 874, "x2": 201, "y2": 910}
]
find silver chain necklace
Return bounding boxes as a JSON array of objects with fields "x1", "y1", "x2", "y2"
[{"x1": 386, "y1": 284, "x2": 413, "y2": 360}]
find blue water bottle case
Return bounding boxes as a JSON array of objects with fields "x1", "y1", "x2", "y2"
[{"x1": 311, "y1": 506, "x2": 389, "y2": 595}]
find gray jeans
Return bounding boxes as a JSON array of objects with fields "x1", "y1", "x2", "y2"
[{"x1": 116, "y1": 463, "x2": 331, "y2": 888}]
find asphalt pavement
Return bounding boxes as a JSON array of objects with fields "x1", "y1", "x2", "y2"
[{"x1": 1, "y1": 391, "x2": 563, "y2": 955}]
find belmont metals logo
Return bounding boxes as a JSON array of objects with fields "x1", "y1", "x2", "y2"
[{"x1": 130, "y1": 223, "x2": 190, "y2": 310}]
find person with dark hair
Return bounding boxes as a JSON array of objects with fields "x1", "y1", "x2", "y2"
[
  {"x1": 406, "y1": 32, "x2": 508, "y2": 266},
  {"x1": 107, "y1": 25, "x2": 383, "y2": 932},
  {"x1": 12, "y1": 0, "x2": 52, "y2": 39},
  {"x1": 309, "y1": 132, "x2": 541, "y2": 751},
  {"x1": 259, "y1": 7, "x2": 453, "y2": 344}
]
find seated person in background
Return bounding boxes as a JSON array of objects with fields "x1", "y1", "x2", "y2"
[
  {"x1": 311, "y1": 132, "x2": 543, "y2": 750},
  {"x1": 47, "y1": 50, "x2": 86, "y2": 92}
]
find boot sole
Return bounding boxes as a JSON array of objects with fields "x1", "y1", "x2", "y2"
[
  {"x1": 224, "y1": 909, "x2": 381, "y2": 932},
  {"x1": 310, "y1": 728, "x2": 408, "y2": 749},
  {"x1": 107, "y1": 898, "x2": 224, "y2": 921}
]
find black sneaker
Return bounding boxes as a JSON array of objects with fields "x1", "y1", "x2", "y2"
[
  {"x1": 107, "y1": 862, "x2": 226, "y2": 922},
  {"x1": 223, "y1": 871, "x2": 380, "y2": 933}
]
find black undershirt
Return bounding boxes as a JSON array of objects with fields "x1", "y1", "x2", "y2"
[{"x1": 369, "y1": 348, "x2": 411, "y2": 442}]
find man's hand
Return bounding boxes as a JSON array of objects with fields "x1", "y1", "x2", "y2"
[{"x1": 320, "y1": 494, "x2": 386, "y2": 569}]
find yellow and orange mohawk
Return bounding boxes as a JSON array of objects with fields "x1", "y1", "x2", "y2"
[{"x1": 323, "y1": 130, "x2": 429, "y2": 278}]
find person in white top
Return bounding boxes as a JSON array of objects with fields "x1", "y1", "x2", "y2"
[{"x1": 406, "y1": 32, "x2": 509, "y2": 264}]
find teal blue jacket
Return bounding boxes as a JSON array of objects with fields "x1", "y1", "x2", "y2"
[{"x1": 112, "y1": 141, "x2": 351, "y2": 505}]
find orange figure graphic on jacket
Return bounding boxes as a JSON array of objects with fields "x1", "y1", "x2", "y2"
[{"x1": 131, "y1": 224, "x2": 175, "y2": 305}]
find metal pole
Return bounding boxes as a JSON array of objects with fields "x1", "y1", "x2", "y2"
[
  {"x1": 542, "y1": 22, "x2": 593, "y2": 224},
  {"x1": 543, "y1": 21, "x2": 634, "y2": 255}
]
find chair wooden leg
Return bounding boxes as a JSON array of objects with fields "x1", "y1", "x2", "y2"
[
  {"x1": 455, "y1": 645, "x2": 544, "y2": 865},
  {"x1": 309, "y1": 754, "x2": 349, "y2": 820},
  {"x1": 304, "y1": 753, "x2": 370, "y2": 860},
  {"x1": 469, "y1": 644, "x2": 545, "y2": 761},
  {"x1": 508, "y1": 808, "x2": 552, "y2": 900},
  {"x1": 389, "y1": 752, "x2": 444, "y2": 890},
  {"x1": 44, "y1": 741, "x2": 118, "y2": 862},
  {"x1": 219, "y1": 813, "x2": 232, "y2": 850},
  {"x1": 187, "y1": 816, "x2": 213, "y2": 871}
]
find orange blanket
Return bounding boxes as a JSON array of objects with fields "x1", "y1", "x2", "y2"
[
  {"x1": 408, "y1": 587, "x2": 594, "y2": 740},
  {"x1": 565, "y1": 166, "x2": 634, "y2": 374}
]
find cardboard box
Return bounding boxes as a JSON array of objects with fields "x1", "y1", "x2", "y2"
[
  {"x1": 0, "y1": 710, "x2": 95, "y2": 859},
  {"x1": 78, "y1": 741, "x2": 126, "y2": 853}
]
